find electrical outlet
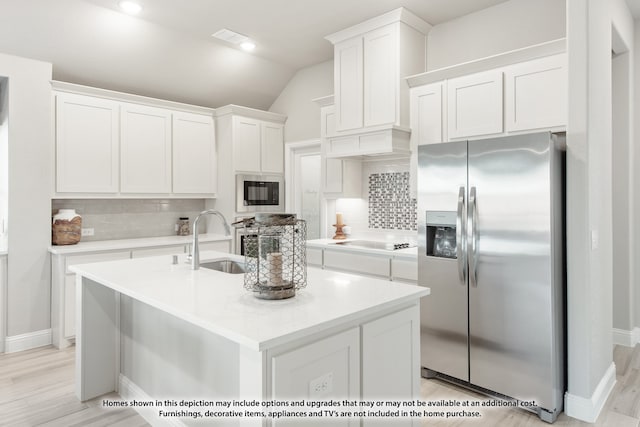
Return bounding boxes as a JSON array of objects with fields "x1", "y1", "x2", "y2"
[
  {"x1": 309, "y1": 372, "x2": 333, "y2": 397},
  {"x1": 81, "y1": 228, "x2": 95, "y2": 236}
]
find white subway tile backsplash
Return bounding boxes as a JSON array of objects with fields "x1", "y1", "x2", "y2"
[{"x1": 51, "y1": 199, "x2": 206, "y2": 242}]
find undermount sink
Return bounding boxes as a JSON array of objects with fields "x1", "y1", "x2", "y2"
[{"x1": 200, "y1": 259, "x2": 246, "y2": 274}]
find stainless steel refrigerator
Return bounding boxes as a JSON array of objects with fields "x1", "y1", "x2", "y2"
[{"x1": 417, "y1": 132, "x2": 565, "y2": 423}]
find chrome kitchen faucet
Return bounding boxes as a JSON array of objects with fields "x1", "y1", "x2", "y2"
[{"x1": 189, "y1": 209, "x2": 231, "y2": 270}]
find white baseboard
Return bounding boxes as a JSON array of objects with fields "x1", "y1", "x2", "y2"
[
  {"x1": 118, "y1": 374, "x2": 185, "y2": 427},
  {"x1": 4, "y1": 329, "x2": 52, "y2": 353},
  {"x1": 564, "y1": 362, "x2": 616, "y2": 423},
  {"x1": 613, "y1": 327, "x2": 640, "y2": 347}
]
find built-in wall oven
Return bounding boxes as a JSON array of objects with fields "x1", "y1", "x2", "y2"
[
  {"x1": 234, "y1": 220, "x2": 256, "y2": 255},
  {"x1": 236, "y1": 174, "x2": 284, "y2": 213}
]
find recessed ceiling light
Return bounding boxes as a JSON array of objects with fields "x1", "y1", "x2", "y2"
[
  {"x1": 240, "y1": 41, "x2": 256, "y2": 52},
  {"x1": 118, "y1": 1, "x2": 142, "y2": 15}
]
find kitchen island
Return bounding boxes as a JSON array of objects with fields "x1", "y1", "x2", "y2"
[{"x1": 71, "y1": 251, "x2": 429, "y2": 426}]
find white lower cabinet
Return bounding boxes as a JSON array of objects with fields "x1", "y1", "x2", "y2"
[
  {"x1": 309, "y1": 246, "x2": 417, "y2": 283},
  {"x1": 197, "y1": 240, "x2": 231, "y2": 253},
  {"x1": 271, "y1": 328, "x2": 360, "y2": 421},
  {"x1": 323, "y1": 250, "x2": 391, "y2": 278},
  {"x1": 269, "y1": 304, "x2": 420, "y2": 426},
  {"x1": 307, "y1": 247, "x2": 323, "y2": 267},
  {"x1": 391, "y1": 258, "x2": 418, "y2": 283},
  {"x1": 51, "y1": 240, "x2": 230, "y2": 348},
  {"x1": 130, "y1": 245, "x2": 186, "y2": 259},
  {"x1": 362, "y1": 306, "x2": 420, "y2": 426},
  {"x1": 52, "y1": 250, "x2": 131, "y2": 348}
]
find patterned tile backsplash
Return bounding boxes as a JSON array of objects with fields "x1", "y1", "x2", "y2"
[
  {"x1": 51, "y1": 199, "x2": 206, "y2": 242},
  {"x1": 368, "y1": 172, "x2": 417, "y2": 230}
]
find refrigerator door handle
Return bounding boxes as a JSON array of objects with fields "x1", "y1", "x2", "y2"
[
  {"x1": 456, "y1": 186, "x2": 467, "y2": 284},
  {"x1": 468, "y1": 186, "x2": 478, "y2": 287}
]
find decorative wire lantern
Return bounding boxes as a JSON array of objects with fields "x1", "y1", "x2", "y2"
[{"x1": 243, "y1": 214, "x2": 307, "y2": 300}]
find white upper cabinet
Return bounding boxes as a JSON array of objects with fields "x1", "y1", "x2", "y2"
[
  {"x1": 172, "y1": 112, "x2": 216, "y2": 194},
  {"x1": 406, "y1": 39, "x2": 567, "y2": 144},
  {"x1": 232, "y1": 116, "x2": 262, "y2": 172},
  {"x1": 53, "y1": 82, "x2": 217, "y2": 197},
  {"x1": 504, "y1": 54, "x2": 567, "y2": 132},
  {"x1": 231, "y1": 115, "x2": 284, "y2": 174},
  {"x1": 410, "y1": 81, "x2": 444, "y2": 146},
  {"x1": 315, "y1": 99, "x2": 362, "y2": 198},
  {"x1": 334, "y1": 37, "x2": 364, "y2": 132},
  {"x1": 120, "y1": 103, "x2": 172, "y2": 193},
  {"x1": 447, "y1": 70, "x2": 504, "y2": 139},
  {"x1": 363, "y1": 24, "x2": 397, "y2": 127},
  {"x1": 55, "y1": 93, "x2": 119, "y2": 193},
  {"x1": 327, "y1": 8, "x2": 431, "y2": 135},
  {"x1": 261, "y1": 122, "x2": 284, "y2": 173}
]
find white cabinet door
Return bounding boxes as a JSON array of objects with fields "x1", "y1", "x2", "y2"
[
  {"x1": 391, "y1": 258, "x2": 417, "y2": 283},
  {"x1": 362, "y1": 306, "x2": 420, "y2": 420},
  {"x1": 198, "y1": 240, "x2": 231, "y2": 253},
  {"x1": 233, "y1": 116, "x2": 261, "y2": 172},
  {"x1": 306, "y1": 247, "x2": 323, "y2": 267},
  {"x1": 56, "y1": 93, "x2": 120, "y2": 193},
  {"x1": 364, "y1": 24, "x2": 397, "y2": 127},
  {"x1": 323, "y1": 250, "x2": 390, "y2": 278},
  {"x1": 410, "y1": 82, "x2": 444, "y2": 146},
  {"x1": 130, "y1": 245, "x2": 185, "y2": 258},
  {"x1": 120, "y1": 103, "x2": 172, "y2": 193},
  {"x1": 271, "y1": 327, "x2": 360, "y2": 423},
  {"x1": 261, "y1": 122, "x2": 284, "y2": 173},
  {"x1": 447, "y1": 70, "x2": 503, "y2": 139},
  {"x1": 505, "y1": 54, "x2": 567, "y2": 132},
  {"x1": 334, "y1": 37, "x2": 364, "y2": 132},
  {"x1": 64, "y1": 275, "x2": 76, "y2": 338},
  {"x1": 172, "y1": 112, "x2": 217, "y2": 194}
]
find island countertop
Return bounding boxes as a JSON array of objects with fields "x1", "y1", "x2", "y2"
[{"x1": 71, "y1": 250, "x2": 430, "y2": 352}]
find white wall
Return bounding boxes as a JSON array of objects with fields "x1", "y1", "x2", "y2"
[
  {"x1": 0, "y1": 53, "x2": 53, "y2": 341},
  {"x1": 0, "y1": 77, "x2": 7, "y2": 250},
  {"x1": 612, "y1": 47, "x2": 633, "y2": 333},
  {"x1": 635, "y1": 19, "x2": 640, "y2": 332},
  {"x1": 426, "y1": 0, "x2": 566, "y2": 70},
  {"x1": 269, "y1": 60, "x2": 333, "y2": 142},
  {"x1": 565, "y1": 0, "x2": 634, "y2": 421}
]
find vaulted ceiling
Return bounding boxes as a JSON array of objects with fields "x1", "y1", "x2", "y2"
[{"x1": 0, "y1": 0, "x2": 512, "y2": 109}]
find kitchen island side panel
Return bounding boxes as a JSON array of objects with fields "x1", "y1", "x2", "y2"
[{"x1": 120, "y1": 296, "x2": 244, "y2": 402}]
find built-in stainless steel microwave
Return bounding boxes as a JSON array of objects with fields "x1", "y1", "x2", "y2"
[{"x1": 236, "y1": 174, "x2": 284, "y2": 213}]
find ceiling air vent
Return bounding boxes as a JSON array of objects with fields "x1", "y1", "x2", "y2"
[{"x1": 211, "y1": 28, "x2": 249, "y2": 45}]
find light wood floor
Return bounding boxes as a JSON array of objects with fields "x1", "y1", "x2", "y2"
[{"x1": 0, "y1": 345, "x2": 638, "y2": 426}]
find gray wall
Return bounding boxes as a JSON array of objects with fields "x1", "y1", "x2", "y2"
[
  {"x1": 0, "y1": 53, "x2": 53, "y2": 337},
  {"x1": 426, "y1": 0, "x2": 566, "y2": 70},
  {"x1": 269, "y1": 60, "x2": 333, "y2": 142}
]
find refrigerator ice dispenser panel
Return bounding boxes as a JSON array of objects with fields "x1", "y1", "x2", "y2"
[{"x1": 425, "y1": 211, "x2": 457, "y2": 259}]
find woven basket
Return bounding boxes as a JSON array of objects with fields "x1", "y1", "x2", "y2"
[{"x1": 52, "y1": 216, "x2": 82, "y2": 245}]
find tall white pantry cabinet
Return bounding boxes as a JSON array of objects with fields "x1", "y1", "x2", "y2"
[{"x1": 53, "y1": 82, "x2": 217, "y2": 197}]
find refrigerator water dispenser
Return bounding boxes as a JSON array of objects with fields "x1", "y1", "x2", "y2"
[{"x1": 425, "y1": 211, "x2": 457, "y2": 258}]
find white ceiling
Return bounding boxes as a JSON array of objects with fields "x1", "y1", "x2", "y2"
[{"x1": 0, "y1": 0, "x2": 510, "y2": 109}]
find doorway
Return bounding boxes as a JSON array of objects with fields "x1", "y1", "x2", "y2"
[
  {"x1": 611, "y1": 25, "x2": 634, "y2": 345},
  {"x1": 285, "y1": 140, "x2": 322, "y2": 240}
]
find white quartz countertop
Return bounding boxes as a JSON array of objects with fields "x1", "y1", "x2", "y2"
[
  {"x1": 307, "y1": 238, "x2": 418, "y2": 259},
  {"x1": 71, "y1": 250, "x2": 429, "y2": 351},
  {"x1": 49, "y1": 233, "x2": 231, "y2": 255}
]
